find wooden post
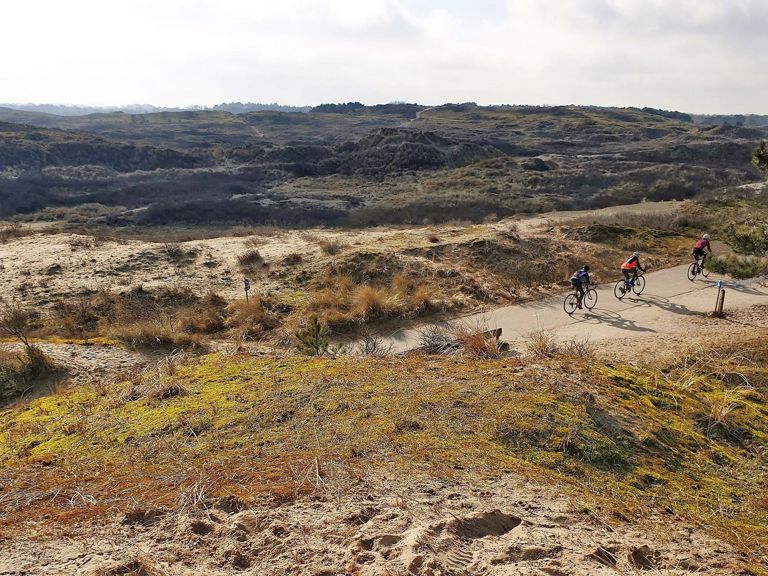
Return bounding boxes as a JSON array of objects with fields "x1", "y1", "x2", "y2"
[
  {"x1": 243, "y1": 277, "x2": 251, "y2": 303},
  {"x1": 714, "y1": 280, "x2": 725, "y2": 317}
]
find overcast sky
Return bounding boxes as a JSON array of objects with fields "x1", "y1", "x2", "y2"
[{"x1": 2, "y1": 0, "x2": 767, "y2": 113}]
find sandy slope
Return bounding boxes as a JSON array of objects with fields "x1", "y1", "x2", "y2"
[{"x1": 0, "y1": 474, "x2": 745, "y2": 576}]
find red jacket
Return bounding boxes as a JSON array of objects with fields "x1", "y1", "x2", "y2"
[{"x1": 694, "y1": 238, "x2": 710, "y2": 251}]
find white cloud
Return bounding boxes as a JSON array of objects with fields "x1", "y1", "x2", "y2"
[{"x1": 0, "y1": 0, "x2": 766, "y2": 112}]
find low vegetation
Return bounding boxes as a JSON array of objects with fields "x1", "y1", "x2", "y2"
[
  {"x1": 708, "y1": 254, "x2": 768, "y2": 279},
  {"x1": 1, "y1": 336, "x2": 767, "y2": 571}
]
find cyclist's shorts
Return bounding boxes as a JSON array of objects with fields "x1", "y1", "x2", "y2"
[{"x1": 693, "y1": 248, "x2": 706, "y2": 258}]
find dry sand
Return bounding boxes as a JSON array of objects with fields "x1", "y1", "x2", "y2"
[{"x1": 0, "y1": 474, "x2": 745, "y2": 575}]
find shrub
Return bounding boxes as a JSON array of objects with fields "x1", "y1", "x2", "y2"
[
  {"x1": 296, "y1": 316, "x2": 330, "y2": 356},
  {"x1": 282, "y1": 252, "x2": 303, "y2": 265},
  {"x1": 560, "y1": 336, "x2": 596, "y2": 358}
]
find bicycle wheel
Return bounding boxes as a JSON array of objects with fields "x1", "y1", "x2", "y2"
[
  {"x1": 632, "y1": 275, "x2": 646, "y2": 295},
  {"x1": 687, "y1": 263, "x2": 698, "y2": 282},
  {"x1": 614, "y1": 280, "x2": 628, "y2": 300},
  {"x1": 701, "y1": 264, "x2": 710, "y2": 278},
  {"x1": 564, "y1": 293, "x2": 578, "y2": 315},
  {"x1": 584, "y1": 288, "x2": 598, "y2": 310}
]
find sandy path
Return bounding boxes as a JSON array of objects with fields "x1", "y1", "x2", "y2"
[{"x1": 379, "y1": 265, "x2": 768, "y2": 354}]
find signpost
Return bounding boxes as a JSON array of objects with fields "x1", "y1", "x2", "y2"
[{"x1": 243, "y1": 277, "x2": 251, "y2": 303}]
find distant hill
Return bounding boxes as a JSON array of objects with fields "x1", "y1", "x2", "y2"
[
  {"x1": 692, "y1": 114, "x2": 768, "y2": 127},
  {"x1": 1, "y1": 103, "x2": 766, "y2": 226},
  {"x1": 0, "y1": 102, "x2": 312, "y2": 117}
]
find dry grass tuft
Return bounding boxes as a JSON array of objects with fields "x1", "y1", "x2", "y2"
[
  {"x1": 226, "y1": 297, "x2": 281, "y2": 340},
  {"x1": 237, "y1": 248, "x2": 266, "y2": 269},
  {"x1": 122, "y1": 354, "x2": 188, "y2": 402},
  {"x1": 319, "y1": 239, "x2": 345, "y2": 255},
  {"x1": 453, "y1": 323, "x2": 502, "y2": 359},
  {"x1": 524, "y1": 329, "x2": 560, "y2": 358},
  {"x1": 353, "y1": 286, "x2": 392, "y2": 321}
]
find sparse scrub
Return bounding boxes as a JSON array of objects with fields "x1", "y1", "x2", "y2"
[
  {"x1": 112, "y1": 322, "x2": 207, "y2": 352},
  {"x1": 2, "y1": 339, "x2": 768, "y2": 563},
  {"x1": 418, "y1": 324, "x2": 456, "y2": 354},
  {"x1": 355, "y1": 330, "x2": 393, "y2": 356},
  {"x1": 0, "y1": 222, "x2": 28, "y2": 244}
]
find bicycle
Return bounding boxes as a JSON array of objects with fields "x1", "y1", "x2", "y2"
[
  {"x1": 614, "y1": 269, "x2": 645, "y2": 300},
  {"x1": 564, "y1": 282, "x2": 597, "y2": 315},
  {"x1": 687, "y1": 254, "x2": 711, "y2": 281}
]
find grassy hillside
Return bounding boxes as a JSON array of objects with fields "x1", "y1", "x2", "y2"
[{"x1": 1, "y1": 340, "x2": 767, "y2": 572}]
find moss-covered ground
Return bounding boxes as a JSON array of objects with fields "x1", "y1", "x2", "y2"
[{"x1": 1, "y1": 339, "x2": 767, "y2": 570}]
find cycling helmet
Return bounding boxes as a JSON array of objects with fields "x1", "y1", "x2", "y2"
[
  {"x1": 703, "y1": 233, "x2": 710, "y2": 240},
  {"x1": 632, "y1": 251, "x2": 640, "y2": 257}
]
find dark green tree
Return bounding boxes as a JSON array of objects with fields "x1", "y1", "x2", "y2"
[
  {"x1": 295, "y1": 316, "x2": 329, "y2": 356},
  {"x1": 753, "y1": 140, "x2": 768, "y2": 179}
]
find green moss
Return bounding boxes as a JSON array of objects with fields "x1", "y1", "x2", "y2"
[{"x1": 1, "y1": 352, "x2": 767, "y2": 562}]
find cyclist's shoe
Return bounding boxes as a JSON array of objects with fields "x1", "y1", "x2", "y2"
[{"x1": 577, "y1": 304, "x2": 583, "y2": 309}]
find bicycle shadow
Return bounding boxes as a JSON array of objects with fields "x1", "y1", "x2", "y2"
[
  {"x1": 718, "y1": 280, "x2": 768, "y2": 296},
  {"x1": 576, "y1": 308, "x2": 657, "y2": 333},
  {"x1": 629, "y1": 294, "x2": 703, "y2": 317}
]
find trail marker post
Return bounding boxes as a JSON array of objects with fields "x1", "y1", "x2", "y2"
[
  {"x1": 243, "y1": 277, "x2": 251, "y2": 303},
  {"x1": 714, "y1": 280, "x2": 726, "y2": 317}
]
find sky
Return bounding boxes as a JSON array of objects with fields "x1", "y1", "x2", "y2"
[{"x1": 1, "y1": 0, "x2": 767, "y2": 113}]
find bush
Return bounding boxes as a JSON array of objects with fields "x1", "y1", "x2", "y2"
[{"x1": 355, "y1": 330, "x2": 393, "y2": 356}]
